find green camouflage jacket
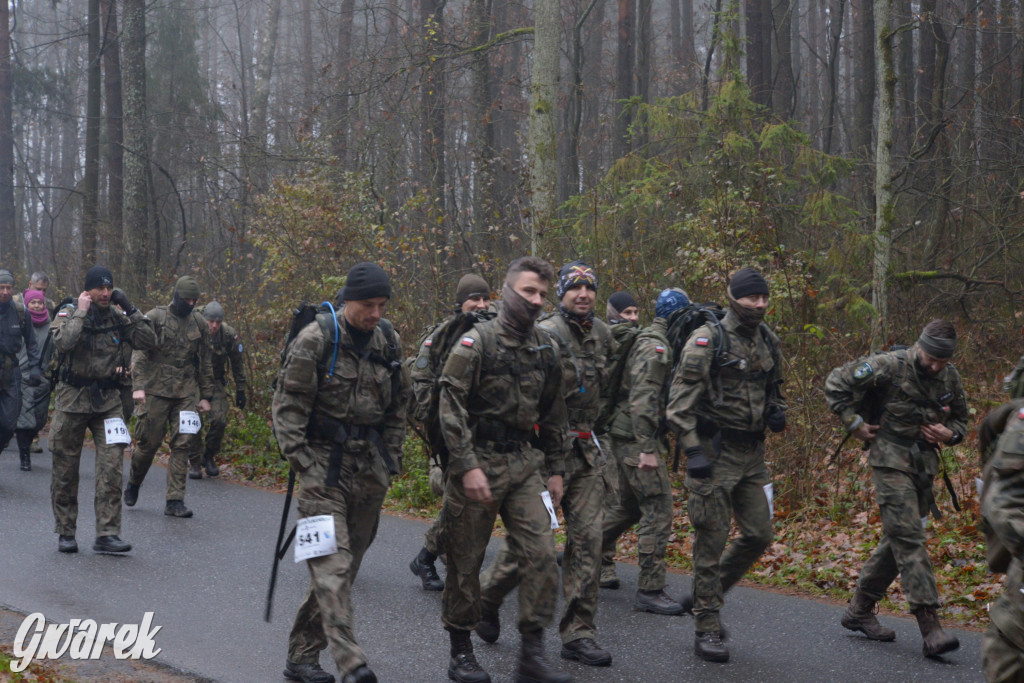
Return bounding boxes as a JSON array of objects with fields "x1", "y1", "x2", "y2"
[
  {"x1": 438, "y1": 318, "x2": 568, "y2": 477},
  {"x1": 209, "y1": 321, "x2": 247, "y2": 390},
  {"x1": 667, "y1": 310, "x2": 784, "y2": 451},
  {"x1": 132, "y1": 306, "x2": 216, "y2": 401},
  {"x1": 52, "y1": 305, "x2": 156, "y2": 413},
  {"x1": 606, "y1": 317, "x2": 673, "y2": 454},
  {"x1": 272, "y1": 319, "x2": 408, "y2": 474}
]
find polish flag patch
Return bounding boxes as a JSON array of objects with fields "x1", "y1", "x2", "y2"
[
  {"x1": 1018, "y1": 407, "x2": 1024, "y2": 420},
  {"x1": 461, "y1": 337, "x2": 475, "y2": 347},
  {"x1": 654, "y1": 345, "x2": 665, "y2": 354},
  {"x1": 423, "y1": 339, "x2": 432, "y2": 347},
  {"x1": 695, "y1": 337, "x2": 709, "y2": 347}
]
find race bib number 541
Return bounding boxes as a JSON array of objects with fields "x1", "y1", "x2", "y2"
[
  {"x1": 294, "y1": 515, "x2": 338, "y2": 562},
  {"x1": 179, "y1": 411, "x2": 201, "y2": 434}
]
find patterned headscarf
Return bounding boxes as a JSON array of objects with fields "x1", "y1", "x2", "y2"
[{"x1": 556, "y1": 260, "x2": 597, "y2": 299}]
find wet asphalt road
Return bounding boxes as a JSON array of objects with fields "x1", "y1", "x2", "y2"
[{"x1": 0, "y1": 442, "x2": 985, "y2": 682}]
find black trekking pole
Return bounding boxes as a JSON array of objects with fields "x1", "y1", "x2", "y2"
[{"x1": 264, "y1": 468, "x2": 297, "y2": 623}]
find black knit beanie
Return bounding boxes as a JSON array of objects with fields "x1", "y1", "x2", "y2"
[
  {"x1": 341, "y1": 262, "x2": 391, "y2": 301},
  {"x1": 84, "y1": 266, "x2": 114, "y2": 291},
  {"x1": 607, "y1": 291, "x2": 637, "y2": 314},
  {"x1": 728, "y1": 268, "x2": 770, "y2": 300}
]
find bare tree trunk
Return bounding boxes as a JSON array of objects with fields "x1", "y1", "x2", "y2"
[
  {"x1": 250, "y1": 0, "x2": 283, "y2": 163},
  {"x1": 122, "y1": 0, "x2": 149, "y2": 286},
  {"x1": 614, "y1": 0, "x2": 635, "y2": 159},
  {"x1": 101, "y1": 0, "x2": 123, "y2": 273},
  {"x1": 565, "y1": 0, "x2": 601, "y2": 202},
  {"x1": 301, "y1": 0, "x2": 314, "y2": 121},
  {"x1": 823, "y1": 0, "x2": 845, "y2": 155},
  {"x1": 469, "y1": 0, "x2": 494, "y2": 235},
  {"x1": 916, "y1": 0, "x2": 936, "y2": 150},
  {"x1": 681, "y1": 0, "x2": 696, "y2": 90},
  {"x1": 420, "y1": 0, "x2": 447, "y2": 221},
  {"x1": 529, "y1": 0, "x2": 560, "y2": 253},
  {"x1": 872, "y1": 0, "x2": 895, "y2": 349},
  {"x1": 895, "y1": 0, "x2": 914, "y2": 154},
  {"x1": 83, "y1": 0, "x2": 101, "y2": 267},
  {"x1": 746, "y1": 0, "x2": 772, "y2": 108},
  {"x1": 0, "y1": 2, "x2": 14, "y2": 259},
  {"x1": 333, "y1": 0, "x2": 356, "y2": 165},
  {"x1": 772, "y1": 0, "x2": 795, "y2": 117},
  {"x1": 636, "y1": 0, "x2": 652, "y2": 146},
  {"x1": 852, "y1": 0, "x2": 873, "y2": 161}
]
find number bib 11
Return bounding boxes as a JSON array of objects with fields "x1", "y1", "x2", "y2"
[
  {"x1": 179, "y1": 411, "x2": 201, "y2": 434},
  {"x1": 104, "y1": 417, "x2": 131, "y2": 445},
  {"x1": 294, "y1": 515, "x2": 338, "y2": 562}
]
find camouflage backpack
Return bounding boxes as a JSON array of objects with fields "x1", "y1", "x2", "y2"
[
  {"x1": 1004, "y1": 355, "x2": 1024, "y2": 400},
  {"x1": 977, "y1": 399, "x2": 1024, "y2": 573}
]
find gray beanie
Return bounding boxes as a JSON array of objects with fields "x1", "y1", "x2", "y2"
[{"x1": 203, "y1": 301, "x2": 225, "y2": 321}]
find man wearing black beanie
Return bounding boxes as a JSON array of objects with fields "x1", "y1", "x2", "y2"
[
  {"x1": 666, "y1": 267, "x2": 785, "y2": 663},
  {"x1": 274, "y1": 261, "x2": 409, "y2": 683},
  {"x1": 606, "y1": 291, "x2": 639, "y2": 326}
]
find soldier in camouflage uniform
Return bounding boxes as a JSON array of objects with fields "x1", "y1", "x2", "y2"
[
  {"x1": 979, "y1": 399, "x2": 1024, "y2": 681},
  {"x1": 0, "y1": 269, "x2": 42, "y2": 456},
  {"x1": 408, "y1": 273, "x2": 491, "y2": 592},
  {"x1": 439, "y1": 256, "x2": 570, "y2": 683},
  {"x1": 598, "y1": 290, "x2": 639, "y2": 590},
  {"x1": 125, "y1": 276, "x2": 215, "y2": 519},
  {"x1": 600, "y1": 288, "x2": 689, "y2": 619},
  {"x1": 825, "y1": 319, "x2": 966, "y2": 658},
  {"x1": 188, "y1": 301, "x2": 246, "y2": 479},
  {"x1": 474, "y1": 261, "x2": 615, "y2": 667},
  {"x1": 666, "y1": 269, "x2": 785, "y2": 663},
  {"x1": 275, "y1": 262, "x2": 407, "y2": 683},
  {"x1": 49, "y1": 266, "x2": 155, "y2": 554}
]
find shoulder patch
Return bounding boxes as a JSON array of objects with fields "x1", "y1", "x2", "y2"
[
  {"x1": 57, "y1": 309, "x2": 69, "y2": 317},
  {"x1": 237, "y1": 343, "x2": 243, "y2": 353},
  {"x1": 1018, "y1": 406, "x2": 1024, "y2": 420},
  {"x1": 695, "y1": 337, "x2": 709, "y2": 347},
  {"x1": 461, "y1": 337, "x2": 475, "y2": 347},
  {"x1": 655, "y1": 345, "x2": 665, "y2": 354},
  {"x1": 853, "y1": 362, "x2": 873, "y2": 380},
  {"x1": 423, "y1": 339, "x2": 432, "y2": 347},
  {"x1": 415, "y1": 355, "x2": 429, "y2": 369}
]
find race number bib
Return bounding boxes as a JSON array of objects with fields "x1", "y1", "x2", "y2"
[
  {"x1": 179, "y1": 411, "x2": 201, "y2": 434},
  {"x1": 294, "y1": 515, "x2": 338, "y2": 562},
  {"x1": 541, "y1": 491, "x2": 560, "y2": 530},
  {"x1": 763, "y1": 483, "x2": 774, "y2": 519},
  {"x1": 103, "y1": 417, "x2": 131, "y2": 445}
]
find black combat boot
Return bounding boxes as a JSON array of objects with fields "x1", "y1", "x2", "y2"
[
  {"x1": 475, "y1": 602, "x2": 500, "y2": 643},
  {"x1": 164, "y1": 500, "x2": 194, "y2": 518},
  {"x1": 409, "y1": 547, "x2": 444, "y2": 591},
  {"x1": 58, "y1": 535, "x2": 78, "y2": 553},
  {"x1": 560, "y1": 637, "x2": 612, "y2": 666},
  {"x1": 913, "y1": 606, "x2": 960, "y2": 657},
  {"x1": 188, "y1": 462, "x2": 203, "y2": 479},
  {"x1": 123, "y1": 482, "x2": 139, "y2": 506},
  {"x1": 203, "y1": 452, "x2": 219, "y2": 477},
  {"x1": 841, "y1": 591, "x2": 896, "y2": 641},
  {"x1": 694, "y1": 631, "x2": 729, "y2": 663},
  {"x1": 448, "y1": 629, "x2": 490, "y2": 683},
  {"x1": 93, "y1": 535, "x2": 132, "y2": 553},
  {"x1": 19, "y1": 449, "x2": 31, "y2": 471},
  {"x1": 341, "y1": 664, "x2": 376, "y2": 683},
  {"x1": 283, "y1": 660, "x2": 335, "y2": 683},
  {"x1": 517, "y1": 630, "x2": 571, "y2": 683},
  {"x1": 16, "y1": 429, "x2": 32, "y2": 470},
  {"x1": 634, "y1": 589, "x2": 684, "y2": 615}
]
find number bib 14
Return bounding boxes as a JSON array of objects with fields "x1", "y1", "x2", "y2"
[
  {"x1": 294, "y1": 515, "x2": 338, "y2": 562},
  {"x1": 179, "y1": 411, "x2": 202, "y2": 435},
  {"x1": 104, "y1": 417, "x2": 131, "y2": 445}
]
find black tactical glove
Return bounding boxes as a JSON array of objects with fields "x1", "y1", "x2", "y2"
[
  {"x1": 27, "y1": 366, "x2": 43, "y2": 387},
  {"x1": 236, "y1": 389, "x2": 246, "y2": 410},
  {"x1": 766, "y1": 404, "x2": 786, "y2": 433},
  {"x1": 684, "y1": 446, "x2": 713, "y2": 479},
  {"x1": 110, "y1": 289, "x2": 136, "y2": 316}
]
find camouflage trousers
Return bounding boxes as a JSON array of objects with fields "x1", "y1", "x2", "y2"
[
  {"x1": 686, "y1": 436, "x2": 773, "y2": 633},
  {"x1": 441, "y1": 447, "x2": 558, "y2": 634},
  {"x1": 480, "y1": 459, "x2": 604, "y2": 643},
  {"x1": 288, "y1": 442, "x2": 390, "y2": 675},
  {"x1": 856, "y1": 467, "x2": 939, "y2": 610},
  {"x1": 49, "y1": 407, "x2": 126, "y2": 536},
  {"x1": 601, "y1": 437, "x2": 673, "y2": 592},
  {"x1": 190, "y1": 385, "x2": 228, "y2": 467},
  {"x1": 599, "y1": 447, "x2": 619, "y2": 569},
  {"x1": 119, "y1": 384, "x2": 134, "y2": 424},
  {"x1": 983, "y1": 621, "x2": 1024, "y2": 682},
  {"x1": 424, "y1": 506, "x2": 446, "y2": 557},
  {"x1": 129, "y1": 394, "x2": 200, "y2": 502}
]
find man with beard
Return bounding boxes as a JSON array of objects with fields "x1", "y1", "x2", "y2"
[
  {"x1": 600, "y1": 288, "x2": 690, "y2": 618},
  {"x1": 666, "y1": 268, "x2": 785, "y2": 663},
  {"x1": 825, "y1": 319, "x2": 966, "y2": 659},
  {"x1": 408, "y1": 272, "x2": 492, "y2": 592},
  {"x1": 474, "y1": 261, "x2": 615, "y2": 667},
  {"x1": 0, "y1": 269, "x2": 42, "y2": 459},
  {"x1": 125, "y1": 276, "x2": 215, "y2": 518},
  {"x1": 49, "y1": 266, "x2": 155, "y2": 553},
  {"x1": 439, "y1": 256, "x2": 571, "y2": 683}
]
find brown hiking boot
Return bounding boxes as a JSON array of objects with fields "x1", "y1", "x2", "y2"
[
  {"x1": 913, "y1": 606, "x2": 960, "y2": 658},
  {"x1": 599, "y1": 565, "x2": 620, "y2": 589},
  {"x1": 841, "y1": 592, "x2": 895, "y2": 641}
]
